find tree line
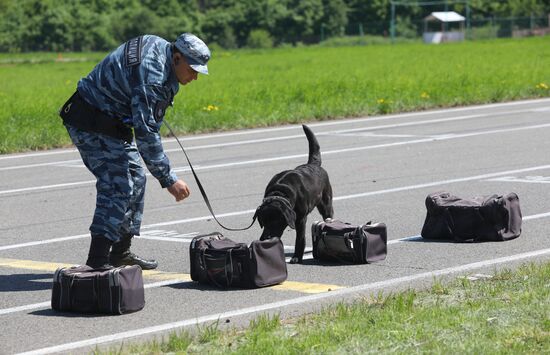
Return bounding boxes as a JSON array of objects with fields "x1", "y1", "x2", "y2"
[{"x1": 0, "y1": 0, "x2": 548, "y2": 52}]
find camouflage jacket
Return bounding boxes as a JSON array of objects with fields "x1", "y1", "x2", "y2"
[{"x1": 78, "y1": 35, "x2": 179, "y2": 188}]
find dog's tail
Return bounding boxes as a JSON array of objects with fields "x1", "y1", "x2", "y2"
[{"x1": 303, "y1": 124, "x2": 321, "y2": 166}]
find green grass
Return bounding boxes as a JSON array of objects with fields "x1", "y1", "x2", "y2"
[
  {"x1": 1, "y1": 36, "x2": 549, "y2": 154},
  {"x1": 105, "y1": 261, "x2": 550, "y2": 354}
]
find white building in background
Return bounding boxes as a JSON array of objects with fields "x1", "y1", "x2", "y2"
[{"x1": 423, "y1": 11, "x2": 465, "y2": 44}]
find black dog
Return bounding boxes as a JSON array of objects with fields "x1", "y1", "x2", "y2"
[{"x1": 254, "y1": 125, "x2": 334, "y2": 263}]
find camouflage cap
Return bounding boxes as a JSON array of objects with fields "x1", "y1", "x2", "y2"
[{"x1": 174, "y1": 33, "x2": 211, "y2": 75}]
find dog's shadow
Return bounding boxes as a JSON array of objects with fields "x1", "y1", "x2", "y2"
[{"x1": 0, "y1": 273, "x2": 53, "y2": 292}]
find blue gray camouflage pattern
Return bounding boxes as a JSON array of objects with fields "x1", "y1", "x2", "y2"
[
  {"x1": 66, "y1": 125, "x2": 146, "y2": 241},
  {"x1": 174, "y1": 33, "x2": 211, "y2": 74},
  {"x1": 72, "y1": 35, "x2": 182, "y2": 241},
  {"x1": 78, "y1": 34, "x2": 179, "y2": 189}
]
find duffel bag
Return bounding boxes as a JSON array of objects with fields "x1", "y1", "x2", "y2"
[
  {"x1": 190, "y1": 233, "x2": 287, "y2": 288},
  {"x1": 311, "y1": 219, "x2": 387, "y2": 264},
  {"x1": 420, "y1": 191, "x2": 522, "y2": 242},
  {"x1": 51, "y1": 265, "x2": 144, "y2": 314},
  {"x1": 249, "y1": 238, "x2": 287, "y2": 287}
]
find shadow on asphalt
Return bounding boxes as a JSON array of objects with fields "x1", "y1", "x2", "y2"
[
  {"x1": 401, "y1": 238, "x2": 455, "y2": 243},
  {"x1": 402, "y1": 238, "x2": 497, "y2": 244},
  {"x1": 29, "y1": 309, "x2": 111, "y2": 318},
  {"x1": 166, "y1": 281, "x2": 254, "y2": 292},
  {"x1": 0, "y1": 273, "x2": 52, "y2": 292}
]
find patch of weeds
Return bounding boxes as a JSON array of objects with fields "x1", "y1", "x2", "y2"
[
  {"x1": 197, "y1": 319, "x2": 221, "y2": 344},
  {"x1": 431, "y1": 279, "x2": 449, "y2": 295},
  {"x1": 161, "y1": 331, "x2": 193, "y2": 352},
  {"x1": 248, "y1": 313, "x2": 280, "y2": 333}
]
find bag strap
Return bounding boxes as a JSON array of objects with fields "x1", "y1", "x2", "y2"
[
  {"x1": 201, "y1": 250, "x2": 226, "y2": 289},
  {"x1": 164, "y1": 119, "x2": 257, "y2": 231}
]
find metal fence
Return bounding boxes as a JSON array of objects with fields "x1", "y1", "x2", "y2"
[{"x1": 320, "y1": 15, "x2": 550, "y2": 43}]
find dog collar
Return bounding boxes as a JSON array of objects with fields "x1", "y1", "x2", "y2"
[{"x1": 262, "y1": 195, "x2": 292, "y2": 209}]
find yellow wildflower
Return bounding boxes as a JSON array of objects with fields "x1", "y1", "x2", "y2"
[
  {"x1": 421, "y1": 92, "x2": 430, "y2": 99},
  {"x1": 203, "y1": 105, "x2": 219, "y2": 112},
  {"x1": 377, "y1": 98, "x2": 385, "y2": 104},
  {"x1": 536, "y1": 83, "x2": 549, "y2": 90}
]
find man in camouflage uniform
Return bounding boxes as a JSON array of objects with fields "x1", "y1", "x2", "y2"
[{"x1": 60, "y1": 33, "x2": 211, "y2": 269}]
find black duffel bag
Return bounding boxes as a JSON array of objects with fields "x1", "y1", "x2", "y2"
[
  {"x1": 51, "y1": 265, "x2": 144, "y2": 314},
  {"x1": 311, "y1": 219, "x2": 387, "y2": 264},
  {"x1": 421, "y1": 191, "x2": 522, "y2": 242},
  {"x1": 190, "y1": 233, "x2": 287, "y2": 288}
]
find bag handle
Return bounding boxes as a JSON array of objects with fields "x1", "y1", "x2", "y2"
[{"x1": 318, "y1": 233, "x2": 355, "y2": 265}]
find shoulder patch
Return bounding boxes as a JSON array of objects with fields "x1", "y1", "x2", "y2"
[
  {"x1": 154, "y1": 100, "x2": 170, "y2": 123},
  {"x1": 124, "y1": 36, "x2": 143, "y2": 67}
]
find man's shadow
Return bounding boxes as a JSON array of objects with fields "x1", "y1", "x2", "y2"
[{"x1": 0, "y1": 273, "x2": 52, "y2": 292}]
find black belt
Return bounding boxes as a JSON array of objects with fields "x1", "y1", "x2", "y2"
[{"x1": 59, "y1": 91, "x2": 133, "y2": 142}]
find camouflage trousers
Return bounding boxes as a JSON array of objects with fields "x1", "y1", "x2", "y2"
[{"x1": 65, "y1": 124, "x2": 146, "y2": 242}]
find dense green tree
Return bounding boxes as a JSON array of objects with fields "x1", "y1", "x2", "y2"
[{"x1": 0, "y1": 0, "x2": 549, "y2": 52}]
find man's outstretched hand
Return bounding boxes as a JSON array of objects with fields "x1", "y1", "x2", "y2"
[{"x1": 167, "y1": 179, "x2": 190, "y2": 202}]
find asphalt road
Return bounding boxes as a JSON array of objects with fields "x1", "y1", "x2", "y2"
[{"x1": 1, "y1": 98, "x2": 550, "y2": 354}]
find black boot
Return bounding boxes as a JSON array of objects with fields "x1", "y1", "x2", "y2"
[
  {"x1": 109, "y1": 235, "x2": 158, "y2": 270},
  {"x1": 86, "y1": 236, "x2": 114, "y2": 269}
]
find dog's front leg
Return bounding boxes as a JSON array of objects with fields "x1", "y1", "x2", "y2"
[{"x1": 290, "y1": 218, "x2": 307, "y2": 264}]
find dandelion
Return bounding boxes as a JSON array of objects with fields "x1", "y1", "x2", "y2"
[
  {"x1": 376, "y1": 98, "x2": 392, "y2": 114},
  {"x1": 535, "y1": 83, "x2": 549, "y2": 90},
  {"x1": 420, "y1": 92, "x2": 430, "y2": 99},
  {"x1": 202, "y1": 105, "x2": 219, "y2": 112}
]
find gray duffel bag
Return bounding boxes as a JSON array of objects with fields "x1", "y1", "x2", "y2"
[
  {"x1": 51, "y1": 265, "x2": 145, "y2": 314},
  {"x1": 190, "y1": 233, "x2": 287, "y2": 288},
  {"x1": 421, "y1": 191, "x2": 522, "y2": 242},
  {"x1": 311, "y1": 219, "x2": 388, "y2": 264}
]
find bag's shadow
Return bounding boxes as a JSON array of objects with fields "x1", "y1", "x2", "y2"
[
  {"x1": 401, "y1": 238, "x2": 492, "y2": 244},
  {"x1": 166, "y1": 281, "x2": 254, "y2": 292},
  {"x1": 299, "y1": 259, "x2": 352, "y2": 266},
  {"x1": 29, "y1": 309, "x2": 113, "y2": 318},
  {"x1": 400, "y1": 238, "x2": 456, "y2": 243},
  {"x1": 0, "y1": 273, "x2": 53, "y2": 292}
]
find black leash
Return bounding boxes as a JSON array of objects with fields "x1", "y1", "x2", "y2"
[{"x1": 163, "y1": 120, "x2": 257, "y2": 231}]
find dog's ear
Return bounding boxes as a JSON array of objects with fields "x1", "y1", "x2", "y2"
[
  {"x1": 253, "y1": 206, "x2": 264, "y2": 228},
  {"x1": 279, "y1": 202, "x2": 296, "y2": 229}
]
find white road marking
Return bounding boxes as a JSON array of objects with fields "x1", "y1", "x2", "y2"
[
  {"x1": 2, "y1": 163, "x2": 550, "y2": 252},
  {"x1": 0, "y1": 111, "x2": 500, "y2": 171},
  {"x1": 330, "y1": 133, "x2": 440, "y2": 138},
  {"x1": 0, "y1": 234, "x2": 89, "y2": 251},
  {"x1": 16, "y1": 247, "x2": 550, "y2": 355},
  {"x1": 3, "y1": 97, "x2": 548, "y2": 161},
  {"x1": 487, "y1": 175, "x2": 550, "y2": 184},
  {"x1": 0, "y1": 212, "x2": 547, "y2": 317},
  {"x1": 0, "y1": 279, "x2": 190, "y2": 316},
  {"x1": 3, "y1": 120, "x2": 550, "y2": 195},
  {"x1": 0, "y1": 302, "x2": 51, "y2": 316},
  {"x1": 0, "y1": 159, "x2": 83, "y2": 172},
  {"x1": 0, "y1": 180, "x2": 96, "y2": 195},
  {"x1": 335, "y1": 164, "x2": 550, "y2": 201},
  {"x1": 524, "y1": 212, "x2": 550, "y2": 220}
]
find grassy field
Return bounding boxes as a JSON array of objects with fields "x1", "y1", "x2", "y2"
[
  {"x1": 107, "y1": 261, "x2": 550, "y2": 354},
  {"x1": 1, "y1": 36, "x2": 549, "y2": 154}
]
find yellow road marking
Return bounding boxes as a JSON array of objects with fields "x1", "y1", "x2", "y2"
[
  {"x1": 142, "y1": 270, "x2": 191, "y2": 281},
  {"x1": 0, "y1": 257, "x2": 343, "y2": 294},
  {"x1": 272, "y1": 280, "x2": 343, "y2": 294},
  {"x1": 0, "y1": 258, "x2": 73, "y2": 271}
]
